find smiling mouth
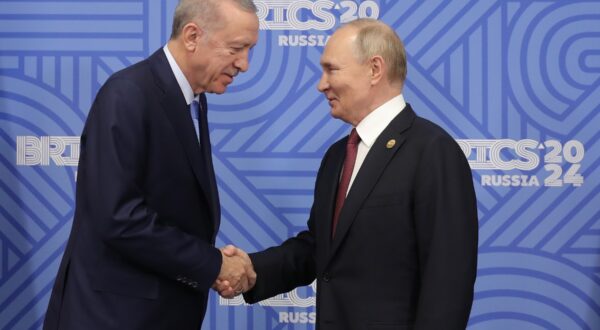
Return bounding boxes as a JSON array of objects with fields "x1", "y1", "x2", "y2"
[{"x1": 221, "y1": 74, "x2": 234, "y2": 84}]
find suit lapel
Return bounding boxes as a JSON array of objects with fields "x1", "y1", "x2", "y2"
[
  {"x1": 329, "y1": 105, "x2": 417, "y2": 259},
  {"x1": 200, "y1": 93, "x2": 221, "y2": 239},
  {"x1": 315, "y1": 140, "x2": 346, "y2": 263},
  {"x1": 148, "y1": 50, "x2": 219, "y2": 226}
]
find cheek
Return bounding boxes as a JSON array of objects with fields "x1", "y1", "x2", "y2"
[
  {"x1": 334, "y1": 82, "x2": 352, "y2": 99},
  {"x1": 207, "y1": 58, "x2": 227, "y2": 74},
  {"x1": 337, "y1": 87, "x2": 362, "y2": 112}
]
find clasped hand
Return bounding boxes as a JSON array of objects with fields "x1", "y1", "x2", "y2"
[{"x1": 213, "y1": 245, "x2": 256, "y2": 298}]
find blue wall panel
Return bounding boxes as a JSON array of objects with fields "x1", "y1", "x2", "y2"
[{"x1": 1, "y1": 1, "x2": 599, "y2": 329}]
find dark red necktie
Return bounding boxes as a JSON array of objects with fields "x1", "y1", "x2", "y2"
[{"x1": 332, "y1": 128, "x2": 360, "y2": 238}]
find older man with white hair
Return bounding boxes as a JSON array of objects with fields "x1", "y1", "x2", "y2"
[
  {"x1": 44, "y1": 1, "x2": 258, "y2": 329},
  {"x1": 229, "y1": 19, "x2": 479, "y2": 330}
]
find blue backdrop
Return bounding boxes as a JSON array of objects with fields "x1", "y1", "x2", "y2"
[{"x1": 1, "y1": 0, "x2": 599, "y2": 329}]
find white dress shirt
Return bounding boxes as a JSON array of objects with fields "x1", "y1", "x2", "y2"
[
  {"x1": 163, "y1": 44, "x2": 199, "y2": 105},
  {"x1": 344, "y1": 94, "x2": 407, "y2": 196}
]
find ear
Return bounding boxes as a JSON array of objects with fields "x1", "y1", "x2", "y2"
[
  {"x1": 369, "y1": 55, "x2": 385, "y2": 86},
  {"x1": 181, "y1": 22, "x2": 203, "y2": 52}
]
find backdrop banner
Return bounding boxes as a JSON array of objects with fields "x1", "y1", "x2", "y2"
[{"x1": 1, "y1": 1, "x2": 599, "y2": 329}]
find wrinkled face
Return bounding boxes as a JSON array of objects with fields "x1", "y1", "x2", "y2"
[
  {"x1": 191, "y1": 4, "x2": 259, "y2": 94},
  {"x1": 317, "y1": 28, "x2": 372, "y2": 125}
]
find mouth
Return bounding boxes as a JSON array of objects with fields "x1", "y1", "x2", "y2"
[
  {"x1": 222, "y1": 71, "x2": 239, "y2": 85},
  {"x1": 222, "y1": 74, "x2": 234, "y2": 85}
]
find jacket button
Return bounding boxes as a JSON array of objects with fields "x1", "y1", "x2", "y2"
[{"x1": 323, "y1": 273, "x2": 331, "y2": 282}]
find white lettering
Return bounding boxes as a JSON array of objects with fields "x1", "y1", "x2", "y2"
[
  {"x1": 279, "y1": 312, "x2": 289, "y2": 323},
  {"x1": 16, "y1": 136, "x2": 80, "y2": 166},
  {"x1": 458, "y1": 139, "x2": 540, "y2": 170},
  {"x1": 278, "y1": 34, "x2": 329, "y2": 47},
  {"x1": 279, "y1": 312, "x2": 316, "y2": 324},
  {"x1": 256, "y1": 0, "x2": 379, "y2": 31},
  {"x1": 481, "y1": 175, "x2": 540, "y2": 187},
  {"x1": 220, "y1": 281, "x2": 317, "y2": 307}
]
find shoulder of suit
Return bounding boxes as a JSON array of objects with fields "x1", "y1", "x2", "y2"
[
  {"x1": 408, "y1": 117, "x2": 467, "y2": 162},
  {"x1": 106, "y1": 57, "x2": 152, "y2": 84},
  {"x1": 98, "y1": 57, "x2": 154, "y2": 97},
  {"x1": 411, "y1": 116, "x2": 455, "y2": 138},
  {"x1": 320, "y1": 135, "x2": 347, "y2": 161},
  {"x1": 330, "y1": 134, "x2": 349, "y2": 150}
]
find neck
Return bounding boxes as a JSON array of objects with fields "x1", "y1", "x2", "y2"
[
  {"x1": 352, "y1": 85, "x2": 401, "y2": 126},
  {"x1": 370, "y1": 89, "x2": 401, "y2": 112},
  {"x1": 167, "y1": 40, "x2": 205, "y2": 94}
]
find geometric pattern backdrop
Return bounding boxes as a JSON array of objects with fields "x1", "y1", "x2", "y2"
[{"x1": 1, "y1": 1, "x2": 598, "y2": 329}]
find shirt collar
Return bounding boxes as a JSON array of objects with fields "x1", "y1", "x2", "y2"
[
  {"x1": 355, "y1": 94, "x2": 406, "y2": 148},
  {"x1": 163, "y1": 44, "x2": 196, "y2": 105}
]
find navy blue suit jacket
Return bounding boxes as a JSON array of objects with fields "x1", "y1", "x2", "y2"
[
  {"x1": 244, "y1": 105, "x2": 479, "y2": 330},
  {"x1": 44, "y1": 49, "x2": 222, "y2": 330}
]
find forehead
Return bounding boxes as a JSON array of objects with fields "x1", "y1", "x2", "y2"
[
  {"x1": 320, "y1": 29, "x2": 357, "y2": 66},
  {"x1": 215, "y1": 6, "x2": 259, "y2": 43}
]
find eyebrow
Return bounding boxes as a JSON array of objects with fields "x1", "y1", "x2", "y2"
[
  {"x1": 230, "y1": 41, "x2": 251, "y2": 47},
  {"x1": 320, "y1": 61, "x2": 335, "y2": 69}
]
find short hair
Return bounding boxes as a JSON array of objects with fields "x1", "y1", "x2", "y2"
[
  {"x1": 170, "y1": 0, "x2": 257, "y2": 39},
  {"x1": 345, "y1": 19, "x2": 407, "y2": 84}
]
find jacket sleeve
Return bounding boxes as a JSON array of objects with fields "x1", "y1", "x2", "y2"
[
  {"x1": 242, "y1": 145, "x2": 337, "y2": 303},
  {"x1": 412, "y1": 133, "x2": 479, "y2": 329},
  {"x1": 243, "y1": 215, "x2": 317, "y2": 304}
]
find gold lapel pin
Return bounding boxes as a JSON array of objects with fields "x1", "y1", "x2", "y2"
[{"x1": 386, "y1": 139, "x2": 396, "y2": 149}]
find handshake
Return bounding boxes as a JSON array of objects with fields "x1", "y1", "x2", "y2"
[{"x1": 213, "y1": 245, "x2": 255, "y2": 298}]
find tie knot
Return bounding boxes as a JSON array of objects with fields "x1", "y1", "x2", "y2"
[{"x1": 348, "y1": 128, "x2": 360, "y2": 145}]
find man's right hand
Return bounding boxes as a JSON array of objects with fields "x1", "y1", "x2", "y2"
[{"x1": 213, "y1": 245, "x2": 256, "y2": 298}]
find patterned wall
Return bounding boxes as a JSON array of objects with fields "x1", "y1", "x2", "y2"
[{"x1": 0, "y1": 1, "x2": 599, "y2": 329}]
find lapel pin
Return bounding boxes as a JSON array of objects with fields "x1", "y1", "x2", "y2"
[{"x1": 386, "y1": 139, "x2": 396, "y2": 149}]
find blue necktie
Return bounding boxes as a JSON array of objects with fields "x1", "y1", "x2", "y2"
[
  {"x1": 190, "y1": 100, "x2": 201, "y2": 143},
  {"x1": 191, "y1": 98, "x2": 218, "y2": 210},
  {"x1": 191, "y1": 99, "x2": 213, "y2": 171}
]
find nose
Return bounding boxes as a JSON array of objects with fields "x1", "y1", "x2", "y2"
[
  {"x1": 317, "y1": 73, "x2": 328, "y2": 92},
  {"x1": 234, "y1": 51, "x2": 250, "y2": 73}
]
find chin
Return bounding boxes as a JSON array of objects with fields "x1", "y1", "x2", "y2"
[
  {"x1": 330, "y1": 107, "x2": 342, "y2": 119},
  {"x1": 209, "y1": 86, "x2": 227, "y2": 94}
]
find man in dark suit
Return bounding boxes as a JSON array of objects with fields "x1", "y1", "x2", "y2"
[
  {"x1": 223, "y1": 19, "x2": 478, "y2": 329},
  {"x1": 43, "y1": 0, "x2": 259, "y2": 329}
]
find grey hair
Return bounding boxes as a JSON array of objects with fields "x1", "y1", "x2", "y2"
[
  {"x1": 170, "y1": 0, "x2": 257, "y2": 39},
  {"x1": 345, "y1": 19, "x2": 407, "y2": 84}
]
